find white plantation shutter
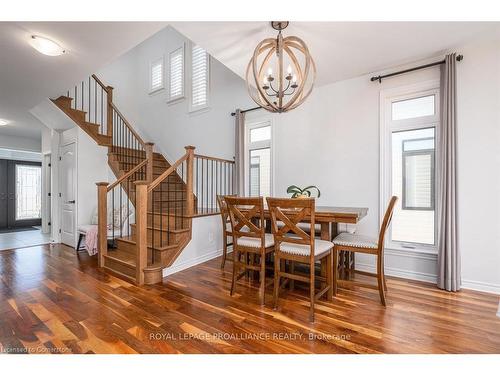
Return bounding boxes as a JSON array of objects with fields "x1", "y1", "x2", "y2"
[
  {"x1": 190, "y1": 45, "x2": 209, "y2": 111},
  {"x1": 168, "y1": 46, "x2": 184, "y2": 101},
  {"x1": 150, "y1": 58, "x2": 164, "y2": 93}
]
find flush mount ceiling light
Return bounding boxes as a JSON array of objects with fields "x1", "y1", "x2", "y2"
[
  {"x1": 29, "y1": 35, "x2": 65, "y2": 56},
  {"x1": 245, "y1": 21, "x2": 316, "y2": 113},
  {"x1": 0, "y1": 119, "x2": 9, "y2": 126}
]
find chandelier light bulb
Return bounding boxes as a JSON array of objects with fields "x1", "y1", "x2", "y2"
[
  {"x1": 287, "y1": 65, "x2": 292, "y2": 75},
  {"x1": 267, "y1": 67, "x2": 273, "y2": 77}
]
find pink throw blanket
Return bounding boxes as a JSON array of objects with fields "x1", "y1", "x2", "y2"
[{"x1": 85, "y1": 225, "x2": 99, "y2": 256}]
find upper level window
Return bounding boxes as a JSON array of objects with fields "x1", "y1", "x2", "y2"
[
  {"x1": 381, "y1": 83, "x2": 440, "y2": 251},
  {"x1": 245, "y1": 120, "x2": 272, "y2": 197},
  {"x1": 392, "y1": 95, "x2": 435, "y2": 121},
  {"x1": 149, "y1": 57, "x2": 164, "y2": 94},
  {"x1": 168, "y1": 46, "x2": 184, "y2": 102},
  {"x1": 190, "y1": 44, "x2": 210, "y2": 112}
]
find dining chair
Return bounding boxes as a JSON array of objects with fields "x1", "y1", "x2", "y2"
[
  {"x1": 332, "y1": 196, "x2": 398, "y2": 306},
  {"x1": 266, "y1": 197, "x2": 333, "y2": 322},
  {"x1": 216, "y1": 195, "x2": 235, "y2": 269},
  {"x1": 224, "y1": 196, "x2": 275, "y2": 305}
]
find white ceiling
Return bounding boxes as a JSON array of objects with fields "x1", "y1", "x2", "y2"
[
  {"x1": 173, "y1": 21, "x2": 500, "y2": 86},
  {"x1": 0, "y1": 22, "x2": 167, "y2": 141}
]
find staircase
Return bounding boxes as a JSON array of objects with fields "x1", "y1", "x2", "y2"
[{"x1": 51, "y1": 74, "x2": 235, "y2": 285}]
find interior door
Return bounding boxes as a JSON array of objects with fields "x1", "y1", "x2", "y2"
[
  {"x1": 59, "y1": 142, "x2": 76, "y2": 247},
  {"x1": 0, "y1": 160, "x2": 7, "y2": 229}
]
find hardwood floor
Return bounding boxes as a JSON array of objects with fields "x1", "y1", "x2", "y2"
[{"x1": 0, "y1": 243, "x2": 499, "y2": 354}]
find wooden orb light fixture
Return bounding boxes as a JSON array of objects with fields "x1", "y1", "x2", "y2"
[{"x1": 245, "y1": 21, "x2": 316, "y2": 113}]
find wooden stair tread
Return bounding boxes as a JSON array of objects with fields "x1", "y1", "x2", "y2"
[
  {"x1": 130, "y1": 223, "x2": 190, "y2": 234},
  {"x1": 117, "y1": 236, "x2": 178, "y2": 252},
  {"x1": 104, "y1": 250, "x2": 136, "y2": 267}
]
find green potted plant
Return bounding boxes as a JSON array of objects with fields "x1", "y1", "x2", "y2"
[{"x1": 286, "y1": 185, "x2": 321, "y2": 199}]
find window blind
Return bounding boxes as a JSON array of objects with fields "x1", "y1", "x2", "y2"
[
  {"x1": 169, "y1": 47, "x2": 184, "y2": 100},
  {"x1": 191, "y1": 45, "x2": 209, "y2": 109},
  {"x1": 150, "y1": 59, "x2": 163, "y2": 92}
]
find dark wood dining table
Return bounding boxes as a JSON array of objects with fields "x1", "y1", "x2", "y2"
[{"x1": 238, "y1": 205, "x2": 369, "y2": 240}]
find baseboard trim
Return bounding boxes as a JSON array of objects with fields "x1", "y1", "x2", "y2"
[
  {"x1": 356, "y1": 262, "x2": 437, "y2": 284},
  {"x1": 162, "y1": 248, "x2": 223, "y2": 277},
  {"x1": 461, "y1": 279, "x2": 500, "y2": 295},
  {"x1": 356, "y1": 263, "x2": 500, "y2": 295}
]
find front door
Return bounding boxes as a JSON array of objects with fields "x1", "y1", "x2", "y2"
[
  {"x1": 59, "y1": 143, "x2": 76, "y2": 247},
  {"x1": 0, "y1": 160, "x2": 7, "y2": 228},
  {"x1": 0, "y1": 159, "x2": 42, "y2": 229}
]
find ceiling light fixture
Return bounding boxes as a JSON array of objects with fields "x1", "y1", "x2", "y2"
[
  {"x1": 0, "y1": 119, "x2": 9, "y2": 126},
  {"x1": 245, "y1": 21, "x2": 316, "y2": 113},
  {"x1": 29, "y1": 35, "x2": 65, "y2": 56}
]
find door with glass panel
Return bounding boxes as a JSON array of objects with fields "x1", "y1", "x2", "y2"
[{"x1": 0, "y1": 160, "x2": 42, "y2": 229}]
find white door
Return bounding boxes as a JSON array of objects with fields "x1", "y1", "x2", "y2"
[{"x1": 59, "y1": 143, "x2": 76, "y2": 247}]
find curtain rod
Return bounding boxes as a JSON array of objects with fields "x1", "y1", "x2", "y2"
[
  {"x1": 231, "y1": 106, "x2": 262, "y2": 116},
  {"x1": 370, "y1": 54, "x2": 463, "y2": 83}
]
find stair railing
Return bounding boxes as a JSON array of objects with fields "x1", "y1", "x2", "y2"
[
  {"x1": 192, "y1": 154, "x2": 235, "y2": 215},
  {"x1": 130, "y1": 146, "x2": 195, "y2": 272}
]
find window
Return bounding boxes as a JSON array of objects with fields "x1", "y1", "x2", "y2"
[
  {"x1": 246, "y1": 121, "x2": 272, "y2": 197},
  {"x1": 381, "y1": 83, "x2": 440, "y2": 251},
  {"x1": 16, "y1": 164, "x2": 42, "y2": 220},
  {"x1": 190, "y1": 44, "x2": 209, "y2": 112},
  {"x1": 149, "y1": 57, "x2": 164, "y2": 94},
  {"x1": 168, "y1": 46, "x2": 184, "y2": 102}
]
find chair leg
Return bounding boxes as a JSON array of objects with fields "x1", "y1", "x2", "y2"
[
  {"x1": 230, "y1": 248, "x2": 238, "y2": 296},
  {"x1": 326, "y1": 251, "x2": 333, "y2": 301},
  {"x1": 289, "y1": 261, "x2": 295, "y2": 291},
  {"x1": 76, "y1": 233, "x2": 83, "y2": 252},
  {"x1": 259, "y1": 251, "x2": 266, "y2": 305},
  {"x1": 309, "y1": 263, "x2": 315, "y2": 322},
  {"x1": 333, "y1": 248, "x2": 338, "y2": 296},
  {"x1": 220, "y1": 234, "x2": 227, "y2": 269},
  {"x1": 376, "y1": 254, "x2": 387, "y2": 306},
  {"x1": 382, "y1": 254, "x2": 388, "y2": 291},
  {"x1": 273, "y1": 254, "x2": 280, "y2": 310}
]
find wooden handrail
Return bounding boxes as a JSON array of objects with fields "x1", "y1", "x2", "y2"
[
  {"x1": 107, "y1": 159, "x2": 148, "y2": 192},
  {"x1": 148, "y1": 152, "x2": 188, "y2": 192},
  {"x1": 194, "y1": 154, "x2": 235, "y2": 164},
  {"x1": 109, "y1": 102, "x2": 146, "y2": 148},
  {"x1": 91, "y1": 74, "x2": 110, "y2": 92}
]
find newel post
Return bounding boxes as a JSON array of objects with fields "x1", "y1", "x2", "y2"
[
  {"x1": 106, "y1": 86, "x2": 114, "y2": 138},
  {"x1": 134, "y1": 180, "x2": 149, "y2": 285},
  {"x1": 145, "y1": 142, "x2": 155, "y2": 183},
  {"x1": 185, "y1": 146, "x2": 196, "y2": 218},
  {"x1": 96, "y1": 182, "x2": 109, "y2": 267}
]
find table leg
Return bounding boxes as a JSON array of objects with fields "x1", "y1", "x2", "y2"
[{"x1": 319, "y1": 223, "x2": 331, "y2": 280}]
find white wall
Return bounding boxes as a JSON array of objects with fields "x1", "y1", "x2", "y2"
[
  {"x1": 0, "y1": 133, "x2": 41, "y2": 152},
  {"x1": 247, "y1": 39, "x2": 500, "y2": 293},
  {"x1": 98, "y1": 26, "x2": 254, "y2": 162}
]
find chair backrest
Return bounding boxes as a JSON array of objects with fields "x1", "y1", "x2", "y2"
[
  {"x1": 377, "y1": 196, "x2": 398, "y2": 250},
  {"x1": 224, "y1": 196, "x2": 265, "y2": 241},
  {"x1": 266, "y1": 197, "x2": 315, "y2": 258},
  {"x1": 216, "y1": 195, "x2": 234, "y2": 229}
]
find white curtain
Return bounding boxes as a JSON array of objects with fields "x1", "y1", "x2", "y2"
[
  {"x1": 437, "y1": 53, "x2": 461, "y2": 292},
  {"x1": 234, "y1": 109, "x2": 245, "y2": 195}
]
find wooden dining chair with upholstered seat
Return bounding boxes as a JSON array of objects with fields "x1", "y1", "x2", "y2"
[
  {"x1": 216, "y1": 195, "x2": 235, "y2": 269},
  {"x1": 332, "y1": 196, "x2": 398, "y2": 306},
  {"x1": 224, "y1": 196, "x2": 275, "y2": 305},
  {"x1": 266, "y1": 197, "x2": 333, "y2": 322}
]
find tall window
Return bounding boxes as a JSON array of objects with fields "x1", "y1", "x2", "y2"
[
  {"x1": 16, "y1": 164, "x2": 42, "y2": 220},
  {"x1": 246, "y1": 121, "x2": 272, "y2": 197},
  {"x1": 149, "y1": 57, "x2": 164, "y2": 94},
  {"x1": 168, "y1": 45, "x2": 184, "y2": 102},
  {"x1": 381, "y1": 83, "x2": 439, "y2": 251},
  {"x1": 190, "y1": 44, "x2": 210, "y2": 112}
]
